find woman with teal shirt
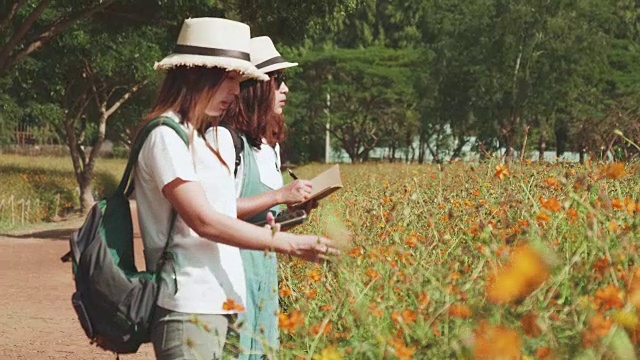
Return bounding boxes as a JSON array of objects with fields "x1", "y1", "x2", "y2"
[{"x1": 210, "y1": 36, "x2": 309, "y2": 359}]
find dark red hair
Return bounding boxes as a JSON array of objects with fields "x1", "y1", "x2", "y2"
[{"x1": 219, "y1": 76, "x2": 285, "y2": 148}]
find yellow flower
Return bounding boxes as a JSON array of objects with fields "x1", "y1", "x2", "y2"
[
  {"x1": 312, "y1": 346, "x2": 343, "y2": 360},
  {"x1": 612, "y1": 311, "x2": 639, "y2": 330}
]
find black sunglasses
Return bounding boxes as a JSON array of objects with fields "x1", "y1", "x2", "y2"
[
  {"x1": 239, "y1": 72, "x2": 287, "y2": 91},
  {"x1": 269, "y1": 71, "x2": 287, "y2": 87}
]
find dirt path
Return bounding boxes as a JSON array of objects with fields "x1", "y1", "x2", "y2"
[{"x1": 0, "y1": 220, "x2": 154, "y2": 360}]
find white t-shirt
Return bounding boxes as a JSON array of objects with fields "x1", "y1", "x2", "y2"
[
  {"x1": 205, "y1": 127, "x2": 283, "y2": 196},
  {"x1": 252, "y1": 140, "x2": 284, "y2": 191},
  {"x1": 133, "y1": 111, "x2": 246, "y2": 314}
]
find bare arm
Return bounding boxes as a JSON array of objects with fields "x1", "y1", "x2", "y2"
[
  {"x1": 163, "y1": 178, "x2": 335, "y2": 262},
  {"x1": 236, "y1": 179, "x2": 313, "y2": 220}
]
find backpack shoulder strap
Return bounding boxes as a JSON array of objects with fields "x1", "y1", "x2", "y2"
[
  {"x1": 117, "y1": 117, "x2": 189, "y2": 197},
  {"x1": 218, "y1": 123, "x2": 244, "y2": 177}
]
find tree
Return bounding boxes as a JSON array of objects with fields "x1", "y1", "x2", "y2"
[
  {"x1": 288, "y1": 47, "x2": 418, "y2": 163},
  {"x1": 0, "y1": 0, "x2": 119, "y2": 75}
]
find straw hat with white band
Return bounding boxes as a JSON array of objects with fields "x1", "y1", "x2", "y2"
[
  {"x1": 250, "y1": 36, "x2": 298, "y2": 74},
  {"x1": 154, "y1": 18, "x2": 268, "y2": 81}
]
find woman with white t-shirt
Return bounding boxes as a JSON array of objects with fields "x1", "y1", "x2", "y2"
[
  {"x1": 135, "y1": 19, "x2": 337, "y2": 360},
  {"x1": 212, "y1": 36, "x2": 308, "y2": 359}
]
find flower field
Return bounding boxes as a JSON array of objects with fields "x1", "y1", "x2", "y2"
[
  {"x1": 1, "y1": 155, "x2": 639, "y2": 359},
  {"x1": 277, "y1": 161, "x2": 640, "y2": 359}
]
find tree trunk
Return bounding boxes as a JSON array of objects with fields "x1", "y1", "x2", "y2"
[
  {"x1": 503, "y1": 128, "x2": 515, "y2": 163},
  {"x1": 78, "y1": 173, "x2": 95, "y2": 212},
  {"x1": 418, "y1": 131, "x2": 426, "y2": 164},
  {"x1": 538, "y1": 130, "x2": 546, "y2": 162}
]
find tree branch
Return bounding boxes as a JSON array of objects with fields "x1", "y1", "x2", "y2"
[
  {"x1": 87, "y1": 79, "x2": 148, "y2": 171},
  {"x1": 103, "y1": 79, "x2": 148, "y2": 119},
  {"x1": 0, "y1": 0, "x2": 52, "y2": 71},
  {"x1": 0, "y1": 0, "x2": 29, "y2": 33},
  {"x1": 0, "y1": 0, "x2": 117, "y2": 73}
]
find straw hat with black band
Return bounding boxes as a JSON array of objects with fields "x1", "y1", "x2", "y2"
[
  {"x1": 250, "y1": 36, "x2": 298, "y2": 74},
  {"x1": 154, "y1": 18, "x2": 268, "y2": 81}
]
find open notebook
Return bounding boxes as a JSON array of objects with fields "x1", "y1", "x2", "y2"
[{"x1": 290, "y1": 164, "x2": 343, "y2": 209}]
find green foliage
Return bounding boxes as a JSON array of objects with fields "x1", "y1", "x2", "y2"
[{"x1": 286, "y1": 47, "x2": 420, "y2": 162}]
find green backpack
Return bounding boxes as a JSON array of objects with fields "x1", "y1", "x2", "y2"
[{"x1": 63, "y1": 117, "x2": 187, "y2": 354}]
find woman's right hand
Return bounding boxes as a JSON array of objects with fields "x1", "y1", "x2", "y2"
[
  {"x1": 277, "y1": 179, "x2": 313, "y2": 205},
  {"x1": 276, "y1": 233, "x2": 340, "y2": 263}
]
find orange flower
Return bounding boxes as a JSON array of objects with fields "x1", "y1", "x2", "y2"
[
  {"x1": 544, "y1": 177, "x2": 560, "y2": 189},
  {"x1": 368, "y1": 303, "x2": 384, "y2": 318},
  {"x1": 310, "y1": 321, "x2": 332, "y2": 336},
  {"x1": 595, "y1": 284, "x2": 624, "y2": 310},
  {"x1": 222, "y1": 298, "x2": 245, "y2": 312},
  {"x1": 535, "y1": 211, "x2": 551, "y2": 224},
  {"x1": 566, "y1": 208, "x2": 579, "y2": 223},
  {"x1": 404, "y1": 233, "x2": 419, "y2": 247},
  {"x1": 486, "y1": 245, "x2": 550, "y2": 304},
  {"x1": 278, "y1": 285, "x2": 293, "y2": 297},
  {"x1": 599, "y1": 162, "x2": 627, "y2": 180},
  {"x1": 431, "y1": 324, "x2": 442, "y2": 337},
  {"x1": 306, "y1": 289, "x2": 317, "y2": 299},
  {"x1": 307, "y1": 269, "x2": 322, "y2": 282},
  {"x1": 473, "y1": 321, "x2": 521, "y2": 359},
  {"x1": 391, "y1": 309, "x2": 417, "y2": 326},
  {"x1": 592, "y1": 257, "x2": 609, "y2": 276},
  {"x1": 611, "y1": 198, "x2": 624, "y2": 210},
  {"x1": 418, "y1": 292, "x2": 430, "y2": 308},
  {"x1": 348, "y1": 247, "x2": 363, "y2": 257},
  {"x1": 535, "y1": 346, "x2": 553, "y2": 359},
  {"x1": 486, "y1": 271, "x2": 523, "y2": 304},
  {"x1": 540, "y1": 197, "x2": 562, "y2": 212},
  {"x1": 366, "y1": 267, "x2": 382, "y2": 281},
  {"x1": 495, "y1": 164, "x2": 510, "y2": 180},
  {"x1": 521, "y1": 313, "x2": 542, "y2": 338},
  {"x1": 607, "y1": 220, "x2": 620, "y2": 233},
  {"x1": 388, "y1": 338, "x2": 416, "y2": 360},
  {"x1": 582, "y1": 313, "x2": 612, "y2": 348},
  {"x1": 624, "y1": 197, "x2": 639, "y2": 215},
  {"x1": 320, "y1": 304, "x2": 333, "y2": 312},
  {"x1": 278, "y1": 310, "x2": 305, "y2": 334},
  {"x1": 448, "y1": 304, "x2": 472, "y2": 319}
]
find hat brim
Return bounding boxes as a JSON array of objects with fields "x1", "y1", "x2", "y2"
[
  {"x1": 259, "y1": 62, "x2": 298, "y2": 74},
  {"x1": 154, "y1": 54, "x2": 269, "y2": 81}
]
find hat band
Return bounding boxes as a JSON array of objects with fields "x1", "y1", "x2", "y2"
[
  {"x1": 174, "y1": 45, "x2": 250, "y2": 61},
  {"x1": 255, "y1": 56, "x2": 286, "y2": 70}
]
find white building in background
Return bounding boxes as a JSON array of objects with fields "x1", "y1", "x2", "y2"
[{"x1": 326, "y1": 126, "x2": 586, "y2": 164}]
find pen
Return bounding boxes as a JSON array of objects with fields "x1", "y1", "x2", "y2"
[{"x1": 287, "y1": 168, "x2": 298, "y2": 180}]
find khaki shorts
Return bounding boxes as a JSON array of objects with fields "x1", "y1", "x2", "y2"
[{"x1": 151, "y1": 306, "x2": 239, "y2": 360}]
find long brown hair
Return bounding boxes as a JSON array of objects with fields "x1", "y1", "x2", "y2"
[
  {"x1": 142, "y1": 66, "x2": 228, "y2": 169},
  {"x1": 219, "y1": 75, "x2": 285, "y2": 149}
]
